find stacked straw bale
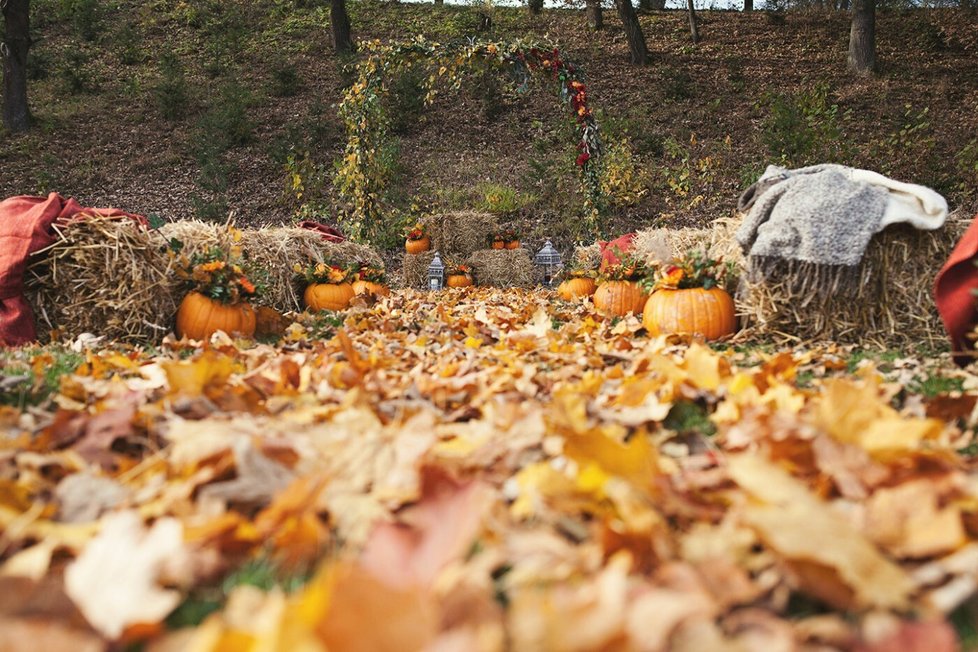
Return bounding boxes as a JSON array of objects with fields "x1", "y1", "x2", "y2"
[
  {"x1": 401, "y1": 251, "x2": 437, "y2": 290},
  {"x1": 159, "y1": 221, "x2": 383, "y2": 313},
  {"x1": 466, "y1": 249, "x2": 537, "y2": 288},
  {"x1": 27, "y1": 216, "x2": 178, "y2": 342},
  {"x1": 717, "y1": 213, "x2": 969, "y2": 347},
  {"x1": 421, "y1": 211, "x2": 499, "y2": 258}
]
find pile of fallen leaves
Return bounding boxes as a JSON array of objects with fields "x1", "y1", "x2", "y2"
[{"x1": 2, "y1": 288, "x2": 978, "y2": 651}]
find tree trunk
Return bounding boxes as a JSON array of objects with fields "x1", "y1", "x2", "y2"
[
  {"x1": 743, "y1": 0, "x2": 753, "y2": 11},
  {"x1": 434, "y1": 0, "x2": 443, "y2": 5},
  {"x1": 586, "y1": 0, "x2": 603, "y2": 29},
  {"x1": 528, "y1": 0, "x2": 544, "y2": 15},
  {"x1": 649, "y1": 0, "x2": 666, "y2": 9},
  {"x1": 687, "y1": 0, "x2": 699, "y2": 43},
  {"x1": 2, "y1": 0, "x2": 31, "y2": 133},
  {"x1": 330, "y1": 0, "x2": 354, "y2": 55},
  {"x1": 848, "y1": 0, "x2": 875, "y2": 75},
  {"x1": 638, "y1": 0, "x2": 652, "y2": 9},
  {"x1": 615, "y1": 0, "x2": 648, "y2": 65}
]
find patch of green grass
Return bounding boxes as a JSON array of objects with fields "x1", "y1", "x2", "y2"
[
  {"x1": 907, "y1": 374, "x2": 965, "y2": 398},
  {"x1": 845, "y1": 348, "x2": 902, "y2": 374},
  {"x1": 663, "y1": 400, "x2": 716, "y2": 437},
  {"x1": 951, "y1": 599, "x2": 978, "y2": 651},
  {"x1": 0, "y1": 345, "x2": 83, "y2": 408}
]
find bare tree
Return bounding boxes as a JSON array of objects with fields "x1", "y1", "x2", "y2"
[
  {"x1": 744, "y1": 0, "x2": 754, "y2": 11},
  {"x1": 687, "y1": 0, "x2": 700, "y2": 42},
  {"x1": 1, "y1": 0, "x2": 31, "y2": 133},
  {"x1": 528, "y1": 0, "x2": 544, "y2": 14},
  {"x1": 330, "y1": 0, "x2": 354, "y2": 55},
  {"x1": 586, "y1": 0, "x2": 604, "y2": 29},
  {"x1": 615, "y1": 0, "x2": 649, "y2": 65},
  {"x1": 848, "y1": 0, "x2": 875, "y2": 74}
]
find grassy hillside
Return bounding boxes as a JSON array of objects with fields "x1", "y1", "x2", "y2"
[{"x1": 1, "y1": 1, "x2": 977, "y2": 250}]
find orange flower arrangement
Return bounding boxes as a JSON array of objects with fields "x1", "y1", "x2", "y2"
[{"x1": 171, "y1": 242, "x2": 263, "y2": 305}]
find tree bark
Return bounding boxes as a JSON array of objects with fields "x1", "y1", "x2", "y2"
[
  {"x1": 2, "y1": 0, "x2": 31, "y2": 133},
  {"x1": 615, "y1": 0, "x2": 648, "y2": 65},
  {"x1": 434, "y1": 0, "x2": 443, "y2": 5},
  {"x1": 638, "y1": 0, "x2": 652, "y2": 9},
  {"x1": 649, "y1": 0, "x2": 666, "y2": 9},
  {"x1": 848, "y1": 0, "x2": 875, "y2": 75},
  {"x1": 586, "y1": 0, "x2": 603, "y2": 29},
  {"x1": 528, "y1": 0, "x2": 544, "y2": 14},
  {"x1": 687, "y1": 0, "x2": 699, "y2": 43},
  {"x1": 743, "y1": 0, "x2": 753, "y2": 11},
  {"x1": 330, "y1": 0, "x2": 354, "y2": 55}
]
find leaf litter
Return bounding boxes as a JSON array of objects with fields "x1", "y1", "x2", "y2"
[{"x1": 2, "y1": 287, "x2": 978, "y2": 650}]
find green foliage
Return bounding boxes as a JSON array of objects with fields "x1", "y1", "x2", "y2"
[
  {"x1": 907, "y1": 373, "x2": 965, "y2": 398},
  {"x1": 385, "y1": 67, "x2": 427, "y2": 135},
  {"x1": 663, "y1": 400, "x2": 716, "y2": 437},
  {"x1": 155, "y1": 53, "x2": 189, "y2": 121},
  {"x1": 955, "y1": 138, "x2": 978, "y2": 199},
  {"x1": 758, "y1": 84, "x2": 851, "y2": 166},
  {"x1": 27, "y1": 47, "x2": 51, "y2": 81},
  {"x1": 61, "y1": 51, "x2": 96, "y2": 95},
  {"x1": 116, "y1": 23, "x2": 146, "y2": 65},
  {"x1": 597, "y1": 136, "x2": 650, "y2": 208},
  {"x1": 269, "y1": 63, "x2": 303, "y2": 97},
  {"x1": 661, "y1": 65, "x2": 693, "y2": 101},
  {"x1": 65, "y1": 0, "x2": 102, "y2": 42},
  {"x1": 477, "y1": 182, "x2": 536, "y2": 214}
]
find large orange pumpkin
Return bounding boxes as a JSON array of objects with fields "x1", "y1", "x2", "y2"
[
  {"x1": 643, "y1": 287, "x2": 736, "y2": 340},
  {"x1": 352, "y1": 280, "x2": 390, "y2": 297},
  {"x1": 557, "y1": 277, "x2": 597, "y2": 300},
  {"x1": 446, "y1": 274, "x2": 473, "y2": 288},
  {"x1": 593, "y1": 281, "x2": 648, "y2": 317},
  {"x1": 305, "y1": 282, "x2": 355, "y2": 312},
  {"x1": 405, "y1": 236, "x2": 430, "y2": 255},
  {"x1": 176, "y1": 292, "x2": 256, "y2": 340}
]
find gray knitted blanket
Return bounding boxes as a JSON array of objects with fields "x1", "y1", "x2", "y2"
[{"x1": 736, "y1": 164, "x2": 892, "y2": 295}]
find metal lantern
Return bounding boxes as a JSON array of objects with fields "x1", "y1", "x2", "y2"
[
  {"x1": 534, "y1": 240, "x2": 563, "y2": 287},
  {"x1": 427, "y1": 251, "x2": 445, "y2": 290}
]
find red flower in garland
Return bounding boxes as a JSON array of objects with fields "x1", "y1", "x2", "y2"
[{"x1": 576, "y1": 152, "x2": 591, "y2": 167}]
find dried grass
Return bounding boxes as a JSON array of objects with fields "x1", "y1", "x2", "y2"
[
  {"x1": 571, "y1": 243, "x2": 601, "y2": 272},
  {"x1": 160, "y1": 221, "x2": 383, "y2": 313},
  {"x1": 26, "y1": 216, "x2": 178, "y2": 342},
  {"x1": 632, "y1": 220, "x2": 742, "y2": 266},
  {"x1": 467, "y1": 249, "x2": 537, "y2": 288},
  {"x1": 720, "y1": 213, "x2": 969, "y2": 347},
  {"x1": 421, "y1": 211, "x2": 499, "y2": 259}
]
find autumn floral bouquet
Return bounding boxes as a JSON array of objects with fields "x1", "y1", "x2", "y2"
[
  {"x1": 293, "y1": 261, "x2": 354, "y2": 285},
  {"x1": 404, "y1": 222, "x2": 427, "y2": 242},
  {"x1": 171, "y1": 242, "x2": 263, "y2": 304},
  {"x1": 446, "y1": 261, "x2": 472, "y2": 277},
  {"x1": 597, "y1": 251, "x2": 647, "y2": 283},
  {"x1": 647, "y1": 249, "x2": 735, "y2": 292},
  {"x1": 356, "y1": 265, "x2": 386, "y2": 283}
]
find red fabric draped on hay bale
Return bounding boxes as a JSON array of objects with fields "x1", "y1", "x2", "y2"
[
  {"x1": 0, "y1": 193, "x2": 146, "y2": 346},
  {"x1": 935, "y1": 213, "x2": 978, "y2": 365}
]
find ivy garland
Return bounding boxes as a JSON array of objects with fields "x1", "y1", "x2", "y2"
[{"x1": 335, "y1": 37, "x2": 603, "y2": 242}]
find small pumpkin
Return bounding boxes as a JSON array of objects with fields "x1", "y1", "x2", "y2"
[
  {"x1": 304, "y1": 282, "x2": 355, "y2": 312},
  {"x1": 593, "y1": 281, "x2": 648, "y2": 317},
  {"x1": 491, "y1": 241, "x2": 505, "y2": 250},
  {"x1": 176, "y1": 291, "x2": 256, "y2": 340},
  {"x1": 352, "y1": 280, "x2": 390, "y2": 297},
  {"x1": 446, "y1": 274, "x2": 473, "y2": 288},
  {"x1": 405, "y1": 236, "x2": 431, "y2": 255},
  {"x1": 505, "y1": 240, "x2": 520, "y2": 250},
  {"x1": 643, "y1": 287, "x2": 736, "y2": 340},
  {"x1": 557, "y1": 277, "x2": 597, "y2": 300}
]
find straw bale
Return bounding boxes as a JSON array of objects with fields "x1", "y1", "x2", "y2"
[
  {"x1": 26, "y1": 216, "x2": 178, "y2": 343},
  {"x1": 421, "y1": 211, "x2": 499, "y2": 259},
  {"x1": 571, "y1": 243, "x2": 602, "y2": 271},
  {"x1": 730, "y1": 214, "x2": 969, "y2": 347},
  {"x1": 159, "y1": 221, "x2": 383, "y2": 313},
  {"x1": 466, "y1": 249, "x2": 538, "y2": 288},
  {"x1": 632, "y1": 220, "x2": 741, "y2": 267},
  {"x1": 401, "y1": 251, "x2": 437, "y2": 290}
]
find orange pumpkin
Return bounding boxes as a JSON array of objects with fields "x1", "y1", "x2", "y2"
[
  {"x1": 505, "y1": 240, "x2": 520, "y2": 250},
  {"x1": 643, "y1": 287, "x2": 736, "y2": 340},
  {"x1": 446, "y1": 274, "x2": 473, "y2": 288},
  {"x1": 176, "y1": 292, "x2": 256, "y2": 340},
  {"x1": 593, "y1": 281, "x2": 648, "y2": 317},
  {"x1": 304, "y1": 282, "x2": 355, "y2": 312},
  {"x1": 557, "y1": 277, "x2": 597, "y2": 300},
  {"x1": 352, "y1": 280, "x2": 390, "y2": 297},
  {"x1": 491, "y1": 241, "x2": 505, "y2": 250},
  {"x1": 405, "y1": 236, "x2": 430, "y2": 255}
]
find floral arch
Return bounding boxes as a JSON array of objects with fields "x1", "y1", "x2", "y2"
[{"x1": 334, "y1": 37, "x2": 603, "y2": 242}]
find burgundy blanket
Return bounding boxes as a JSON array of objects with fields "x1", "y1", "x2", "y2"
[{"x1": 934, "y1": 213, "x2": 978, "y2": 365}]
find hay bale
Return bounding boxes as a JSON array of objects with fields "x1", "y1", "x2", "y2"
[
  {"x1": 159, "y1": 222, "x2": 383, "y2": 313},
  {"x1": 26, "y1": 216, "x2": 178, "y2": 342},
  {"x1": 466, "y1": 249, "x2": 537, "y2": 288},
  {"x1": 571, "y1": 243, "x2": 601, "y2": 272},
  {"x1": 728, "y1": 214, "x2": 969, "y2": 347},
  {"x1": 401, "y1": 251, "x2": 436, "y2": 290},
  {"x1": 421, "y1": 211, "x2": 499, "y2": 259},
  {"x1": 632, "y1": 220, "x2": 741, "y2": 267}
]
